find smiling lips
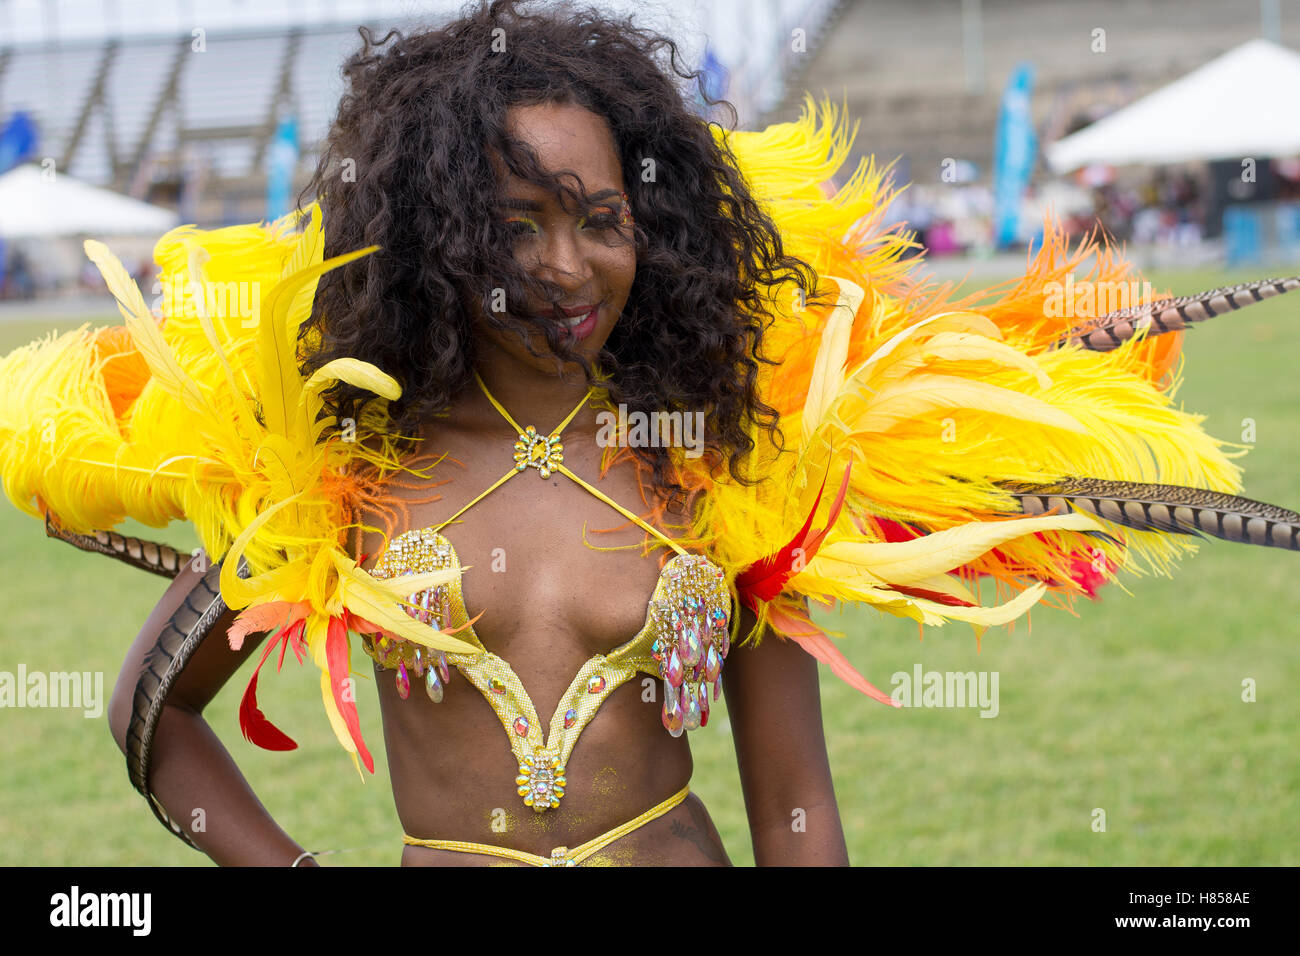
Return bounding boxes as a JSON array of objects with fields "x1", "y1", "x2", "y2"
[{"x1": 533, "y1": 302, "x2": 601, "y2": 339}]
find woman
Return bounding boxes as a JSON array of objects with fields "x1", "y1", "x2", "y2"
[
  {"x1": 18, "y1": 0, "x2": 1295, "y2": 869},
  {"x1": 106, "y1": 0, "x2": 848, "y2": 867}
]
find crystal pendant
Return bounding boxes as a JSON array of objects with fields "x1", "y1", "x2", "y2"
[
  {"x1": 665, "y1": 648, "x2": 684, "y2": 686},
  {"x1": 395, "y1": 662, "x2": 410, "y2": 699},
  {"x1": 683, "y1": 628, "x2": 703, "y2": 669},
  {"x1": 425, "y1": 667, "x2": 444, "y2": 703},
  {"x1": 699, "y1": 682, "x2": 710, "y2": 727},
  {"x1": 704, "y1": 644, "x2": 722, "y2": 683},
  {"x1": 661, "y1": 679, "x2": 684, "y2": 737},
  {"x1": 682, "y1": 682, "x2": 701, "y2": 731},
  {"x1": 436, "y1": 651, "x2": 451, "y2": 684},
  {"x1": 713, "y1": 675, "x2": 722, "y2": 701}
]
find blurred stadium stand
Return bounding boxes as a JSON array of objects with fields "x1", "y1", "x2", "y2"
[
  {"x1": 0, "y1": 21, "x2": 383, "y2": 222},
  {"x1": 3, "y1": 0, "x2": 1298, "y2": 226},
  {"x1": 765, "y1": 0, "x2": 1300, "y2": 186}
]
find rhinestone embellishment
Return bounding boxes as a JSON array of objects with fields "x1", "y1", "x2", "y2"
[
  {"x1": 513, "y1": 425, "x2": 564, "y2": 478},
  {"x1": 516, "y1": 748, "x2": 567, "y2": 812},
  {"x1": 364, "y1": 534, "x2": 459, "y2": 703},
  {"x1": 652, "y1": 554, "x2": 731, "y2": 739}
]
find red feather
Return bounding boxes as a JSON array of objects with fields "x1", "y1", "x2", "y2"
[
  {"x1": 238, "y1": 628, "x2": 298, "y2": 751},
  {"x1": 873, "y1": 517, "x2": 924, "y2": 543},
  {"x1": 879, "y1": 521, "x2": 1115, "y2": 599},
  {"x1": 736, "y1": 462, "x2": 852, "y2": 611},
  {"x1": 885, "y1": 583, "x2": 977, "y2": 608},
  {"x1": 286, "y1": 618, "x2": 307, "y2": 664},
  {"x1": 326, "y1": 614, "x2": 374, "y2": 774},
  {"x1": 768, "y1": 601, "x2": 899, "y2": 708}
]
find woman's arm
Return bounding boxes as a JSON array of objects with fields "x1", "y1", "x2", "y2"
[
  {"x1": 107, "y1": 561, "x2": 317, "y2": 866},
  {"x1": 721, "y1": 601, "x2": 849, "y2": 866}
]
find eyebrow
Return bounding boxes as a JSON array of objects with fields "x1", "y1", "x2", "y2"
[{"x1": 495, "y1": 188, "x2": 623, "y2": 211}]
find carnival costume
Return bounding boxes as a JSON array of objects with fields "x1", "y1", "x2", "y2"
[{"x1": 2, "y1": 97, "x2": 1298, "y2": 864}]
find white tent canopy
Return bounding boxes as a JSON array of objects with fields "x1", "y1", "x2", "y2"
[
  {"x1": 0, "y1": 164, "x2": 179, "y2": 239},
  {"x1": 1046, "y1": 39, "x2": 1300, "y2": 174}
]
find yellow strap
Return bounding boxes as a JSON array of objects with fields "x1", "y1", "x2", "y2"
[
  {"x1": 447, "y1": 372, "x2": 683, "y2": 555},
  {"x1": 555, "y1": 463, "x2": 685, "y2": 555},
  {"x1": 564, "y1": 784, "x2": 690, "y2": 862},
  {"x1": 429, "y1": 376, "x2": 593, "y2": 533},
  {"x1": 402, "y1": 785, "x2": 691, "y2": 866},
  {"x1": 474, "y1": 370, "x2": 594, "y2": 437},
  {"x1": 428, "y1": 469, "x2": 515, "y2": 535}
]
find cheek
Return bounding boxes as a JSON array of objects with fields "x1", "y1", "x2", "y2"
[{"x1": 602, "y1": 246, "x2": 637, "y2": 302}]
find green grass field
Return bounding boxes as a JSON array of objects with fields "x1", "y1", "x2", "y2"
[{"x1": 0, "y1": 265, "x2": 1297, "y2": 866}]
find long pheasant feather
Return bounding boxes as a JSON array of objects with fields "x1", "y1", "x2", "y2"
[
  {"x1": 1003, "y1": 477, "x2": 1300, "y2": 550},
  {"x1": 1057, "y1": 277, "x2": 1300, "y2": 351}
]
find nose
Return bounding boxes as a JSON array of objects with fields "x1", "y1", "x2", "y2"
[{"x1": 532, "y1": 227, "x2": 593, "y2": 292}]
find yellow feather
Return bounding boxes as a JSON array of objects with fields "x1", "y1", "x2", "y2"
[
  {"x1": 802, "y1": 276, "x2": 864, "y2": 448},
  {"x1": 300, "y1": 358, "x2": 402, "y2": 410},
  {"x1": 256, "y1": 246, "x2": 378, "y2": 440},
  {"x1": 83, "y1": 240, "x2": 213, "y2": 417},
  {"x1": 808, "y1": 512, "x2": 1099, "y2": 586},
  {"x1": 319, "y1": 653, "x2": 363, "y2": 780},
  {"x1": 918, "y1": 332, "x2": 1053, "y2": 388},
  {"x1": 185, "y1": 244, "x2": 264, "y2": 434},
  {"x1": 849, "y1": 311, "x2": 1002, "y2": 380},
  {"x1": 839, "y1": 373, "x2": 1087, "y2": 435},
  {"x1": 333, "y1": 558, "x2": 478, "y2": 654}
]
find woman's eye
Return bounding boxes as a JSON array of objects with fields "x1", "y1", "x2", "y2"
[
  {"x1": 504, "y1": 216, "x2": 539, "y2": 237},
  {"x1": 580, "y1": 207, "x2": 619, "y2": 229}
]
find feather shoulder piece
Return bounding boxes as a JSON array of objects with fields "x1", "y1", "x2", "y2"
[
  {"x1": 621, "y1": 95, "x2": 1300, "y2": 705},
  {"x1": 0, "y1": 203, "x2": 476, "y2": 775}
]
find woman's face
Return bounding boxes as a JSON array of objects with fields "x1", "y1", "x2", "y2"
[{"x1": 480, "y1": 101, "x2": 635, "y2": 375}]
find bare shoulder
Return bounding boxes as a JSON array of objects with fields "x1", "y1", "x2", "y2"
[{"x1": 346, "y1": 438, "x2": 460, "y2": 571}]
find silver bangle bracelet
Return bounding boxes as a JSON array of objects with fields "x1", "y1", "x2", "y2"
[{"x1": 292, "y1": 850, "x2": 318, "y2": 867}]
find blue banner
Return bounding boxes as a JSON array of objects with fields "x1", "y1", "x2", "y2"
[
  {"x1": 266, "y1": 115, "x2": 298, "y2": 220},
  {"x1": 0, "y1": 111, "x2": 38, "y2": 175},
  {"x1": 694, "y1": 43, "x2": 729, "y2": 114},
  {"x1": 992, "y1": 63, "x2": 1036, "y2": 249}
]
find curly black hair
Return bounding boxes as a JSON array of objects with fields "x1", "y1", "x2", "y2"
[{"x1": 299, "y1": 0, "x2": 825, "y2": 510}]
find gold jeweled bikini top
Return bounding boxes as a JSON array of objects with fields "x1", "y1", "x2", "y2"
[{"x1": 362, "y1": 374, "x2": 732, "y2": 813}]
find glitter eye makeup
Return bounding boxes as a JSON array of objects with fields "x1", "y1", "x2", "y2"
[
  {"x1": 504, "y1": 215, "x2": 539, "y2": 234},
  {"x1": 498, "y1": 190, "x2": 632, "y2": 235},
  {"x1": 578, "y1": 205, "x2": 619, "y2": 229}
]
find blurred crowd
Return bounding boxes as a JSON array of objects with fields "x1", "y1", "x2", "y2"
[
  {"x1": 1093, "y1": 169, "x2": 1204, "y2": 245},
  {"x1": 888, "y1": 160, "x2": 1300, "y2": 258},
  {"x1": 0, "y1": 239, "x2": 155, "y2": 301}
]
